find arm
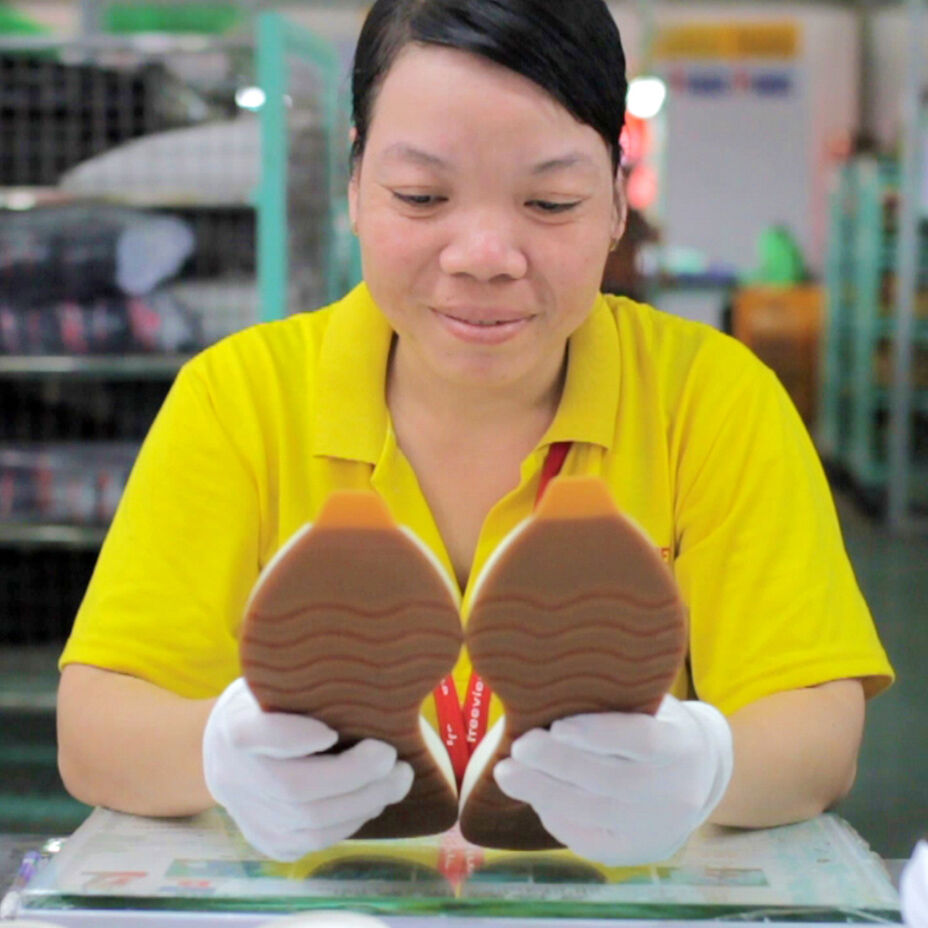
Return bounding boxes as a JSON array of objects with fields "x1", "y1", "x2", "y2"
[
  {"x1": 710, "y1": 677, "x2": 865, "y2": 827},
  {"x1": 57, "y1": 364, "x2": 257, "y2": 817},
  {"x1": 58, "y1": 664, "x2": 414, "y2": 861},
  {"x1": 57, "y1": 663, "x2": 216, "y2": 817}
]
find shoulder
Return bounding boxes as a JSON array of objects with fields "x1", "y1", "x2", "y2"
[
  {"x1": 145, "y1": 306, "x2": 340, "y2": 458},
  {"x1": 171, "y1": 293, "x2": 358, "y2": 425},
  {"x1": 601, "y1": 293, "x2": 771, "y2": 402},
  {"x1": 187, "y1": 304, "x2": 335, "y2": 386}
]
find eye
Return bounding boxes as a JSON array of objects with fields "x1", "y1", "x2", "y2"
[
  {"x1": 393, "y1": 192, "x2": 446, "y2": 208},
  {"x1": 529, "y1": 199, "x2": 582, "y2": 214}
]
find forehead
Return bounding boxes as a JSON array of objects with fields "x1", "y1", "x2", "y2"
[{"x1": 364, "y1": 43, "x2": 608, "y2": 164}]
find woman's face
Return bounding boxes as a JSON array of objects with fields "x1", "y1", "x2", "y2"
[{"x1": 350, "y1": 44, "x2": 623, "y2": 393}]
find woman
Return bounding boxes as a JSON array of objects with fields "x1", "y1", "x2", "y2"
[{"x1": 57, "y1": 0, "x2": 892, "y2": 865}]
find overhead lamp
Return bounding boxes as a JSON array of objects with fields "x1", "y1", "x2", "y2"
[
  {"x1": 627, "y1": 76, "x2": 667, "y2": 120},
  {"x1": 235, "y1": 86, "x2": 266, "y2": 111}
]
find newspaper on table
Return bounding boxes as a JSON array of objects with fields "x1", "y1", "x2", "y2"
[{"x1": 14, "y1": 808, "x2": 900, "y2": 922}]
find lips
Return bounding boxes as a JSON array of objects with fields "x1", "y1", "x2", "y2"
[
  {"x1": 438, "y1": 308, "x2": 531, "y2": 327},
  {"x1": 432, "y1": 306, "x2": 533, "y2": 345},
  {"x1": 446, "y1": 315, "x2": 521, "y2": 327}
]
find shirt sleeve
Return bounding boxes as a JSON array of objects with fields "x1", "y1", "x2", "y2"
[
  {"x1": 671, "y1": 344, "x2": 894, "y2": 717},
  {"x1": 59, "y1": 360, "x2": 262, "y2": 699}
]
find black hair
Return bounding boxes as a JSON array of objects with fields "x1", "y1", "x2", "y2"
[{"x1": 351, "y1": 0, "x2": 627, "y2": 175}]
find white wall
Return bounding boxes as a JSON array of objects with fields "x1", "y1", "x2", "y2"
[
  {"x1": 869, "y1": 7, "x2": 928, "y2": 151},
  {"x1": 623, "y1": 3, "x2": 858, "y2": 275}
]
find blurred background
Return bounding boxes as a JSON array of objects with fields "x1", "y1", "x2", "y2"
[{"x1": 0, "y1": 0, "x2": 925, "y2": 866}]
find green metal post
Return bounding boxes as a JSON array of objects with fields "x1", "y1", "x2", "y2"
[
  {"x1": 849, "y1": 159, "x2": 885, "y2": 487},
  {"x1": 257, "y1": 12, "x2": 288, "y2": 323},
  {"x1": 819, "y1": 165, "x2": 850, "y2": 461}
]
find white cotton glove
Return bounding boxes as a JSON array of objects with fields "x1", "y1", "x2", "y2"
[
  {"x1": 901, "y1": 841, "x2": 928, "y2": 928},
  {"x1": 494, "y1": 694, "x2": 733, "y2": 866},
  {"x1": 203, "y1": 678, "x2": 413, "y2": 861}
]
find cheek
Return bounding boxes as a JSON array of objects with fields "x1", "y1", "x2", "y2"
[
  {"x1": 362, "y1": 213, "x2": 437, "y2": 276},
  {"x1": 358, "y1": 215, "x2": 442, "y2": 318},
  {"x1": 539, "y1": 226, "x2": 610, "y2": 291}
]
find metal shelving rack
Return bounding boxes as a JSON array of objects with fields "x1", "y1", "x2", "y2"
[
  {"x1": 818, "y1": 0, "x2": 928, "y2": 530},
  {"x1": 0, "y1": 355, "x2": 191, "y2": 379},
  {"x1": 257, "y1": 12, "x2": 353, "y2": 319},
  {"x1": 0, "y1": 12, "x2": 347, "y2": 578},
  {"x1": 819, "y1": 156, "x2": 928, "y2": 510},
  {"x1": 886, "y1": 0, "x2": 928, "y2": 531},
  {"x1": 820, "y1": 164, "x2": 857, "y2": 466},
  {"x1": 0, "y1": 524, "x2": 108, "y2": 549},
  {"x1": 0, "y1": 31, "x2": 254, "y2": 639},
  {"x1": 850, "y1": 158, "x2": 902, "y2": 488},
  {"x1": 0, "y1": 11, "x2": 350, "y2": 833}
]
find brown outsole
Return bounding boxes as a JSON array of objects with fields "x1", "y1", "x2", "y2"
[
  {"x1": 459, "y1": 476, "x2": 688, "y2": 851},
  {"x1": 240, "y1": 491, "x2": 463, "y2": 839}
]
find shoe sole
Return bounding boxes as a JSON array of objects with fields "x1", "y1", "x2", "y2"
[
  {"x1": 240, "y1": 491, "x2": 463, "y2": 839},
  {"x1": 459, "y1": 476, "x2": 687, "y2": 851}
]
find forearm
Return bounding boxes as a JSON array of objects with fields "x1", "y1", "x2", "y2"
[
  {"x1": 709, "y1": 679, "x2": 865, "y2": 828},
  {"x1": 57, "y1": 663, "x2": 216, "y2": 817}
]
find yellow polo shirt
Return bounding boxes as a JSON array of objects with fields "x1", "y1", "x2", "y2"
[{"x1": 60, "y1": 283, "x2": 893, "y2": 725}]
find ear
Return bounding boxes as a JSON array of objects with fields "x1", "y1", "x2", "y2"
[
  {"x1": 610, "y1": 173, "x2": 629, "y2": 245},
  {"x1": 348, "y1": 128, "x2": 360, "y2": 234},
  {"x1": 348, "y1": 170, "x2": 360, "y2": 234}
]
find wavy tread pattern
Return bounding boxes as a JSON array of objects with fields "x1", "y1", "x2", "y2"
[
  {"x1": 240, "y1": 493, "x2": 463, "y2": 839},
  {"x1": 460, "y1": 481, "x2": 687, "y2": 851}
]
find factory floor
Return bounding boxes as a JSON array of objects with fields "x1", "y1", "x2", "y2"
[{"x1": 831, "y1": 491, "x2": 928, "y2": 860}]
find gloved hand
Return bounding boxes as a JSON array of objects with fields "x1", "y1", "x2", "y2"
[
  {"x1": 494, "y1": 694, "x2": 733, "y2": 865},
  {"x1": 203, "y1": 678, "x2": 413, "y2": 861},
  {"x1": 901, "y1": 840, "x2": 928, "y2": 928}
]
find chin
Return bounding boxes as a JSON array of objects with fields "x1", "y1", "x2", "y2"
[{"x1": 440, "y1": 357, "x2": 535, "y2": 390}]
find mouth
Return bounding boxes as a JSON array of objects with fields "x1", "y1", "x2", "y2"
[
  {"x1": 445, "y1": 314, "x2": 523, "y2": 327},
  {"x1": 438, "y1": 305, "x2": 532, "y2": 325},
  {"x1": 432, "y1": 307, "x2": 533, "y2": 343}
]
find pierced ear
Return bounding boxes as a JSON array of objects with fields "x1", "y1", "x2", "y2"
[
  {"x1": 610, "y1": 179, "x2": 629, "y2": 247},
  {"x1": 348, "y1": 171, "x2": 360, "y2": 236},
  {"x1": 348, "y1": 125, "x2": 363, "y2": 187}
]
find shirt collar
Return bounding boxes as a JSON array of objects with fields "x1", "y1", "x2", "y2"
[
  {"x1": 539, "y1": 294, "x2": 621, "y2": 451},
  {"x1": 314, "y1": 283, "x2": 393, "y2": 463},
  {"x1": 314, "y1": 286, "x2": 620, "y2": 462}
]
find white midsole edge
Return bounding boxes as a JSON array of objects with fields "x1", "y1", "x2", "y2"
[
  {"x1": 247, "y1": 516, "x2": 462, "y2": 615},
  {"x1": 465, "y1": 517, "x2": 531, "y2": 615},
  {"x1": 465, "y1": 482, "x2": 664, "y2": 619},
  {"x1": 398, "y1": 525, "x2": 462, "y2": 607},
  {"x1": 459, "y1": 716, "x2": 506, "y2": 810},
  {"x1": 419, "y1": 716, "x2": 458, "y2": 793},
  {"x1": 244, "y1": 520, "x2": 313, "y2": 613}
]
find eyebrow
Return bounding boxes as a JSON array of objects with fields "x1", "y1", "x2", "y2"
[
  {"x1": 380, "y1": 144, "x2": 451, "y2": 170},
  {"x1": 531, "y1": 153, "x2": 598, "y2": 175}
]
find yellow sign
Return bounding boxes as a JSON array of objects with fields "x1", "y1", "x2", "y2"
[{"x1": 654, "y1": 22, "x2": 799, "y2": 60}]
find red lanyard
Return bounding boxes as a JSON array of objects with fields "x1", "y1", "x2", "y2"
[{"x1": 433, "y1": 441, "x2": 571, "y2": 786}]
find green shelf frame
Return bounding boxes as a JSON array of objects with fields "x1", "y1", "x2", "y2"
[
  {"x1": 819, "y1": 162, "x2": 857, "y2": 460},
  {"x1": 257, "y1": 12, "x2": 358, "y2": 322},
  {"x1": 820, "y1": 157, "x2": 928, "y2": 494}
]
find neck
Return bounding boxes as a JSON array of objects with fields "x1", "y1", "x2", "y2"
[{"x1": 387, "y1": 339, "x2": 567, "y2": 444}]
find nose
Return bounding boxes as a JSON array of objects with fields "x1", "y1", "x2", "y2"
[{"x1": 439, "y1": 210, "x2": 528, "y2": 281}]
